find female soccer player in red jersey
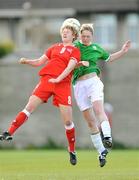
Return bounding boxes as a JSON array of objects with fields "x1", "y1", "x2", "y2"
[{"x1": 0, "y1": 19, "x2": 82, "y2": 165}]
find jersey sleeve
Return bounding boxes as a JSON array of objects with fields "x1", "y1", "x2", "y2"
[
  {"x1": 44, "y1": 44, "x2": 56, "y2": 59},
  {"x1": 101, "y1": 49, "x2": 110, "y2": 62},
  {"x1": 100, "y1": 46, "x2": 110, "y2": 61},
  {"x1": 95, "y1": 44, "x2": 110, "y2": 62},
  {"x1": 70, "y1": 47, "x2": 81, "y2": 63}
]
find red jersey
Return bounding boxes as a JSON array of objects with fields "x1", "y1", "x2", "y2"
[{"x1": 39, "y1": 43, "x2": 80, "y2": 82}]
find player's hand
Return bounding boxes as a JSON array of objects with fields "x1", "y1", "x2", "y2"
[
  {"x1": 82, "y1": 61, "x2": 89, "y2": 67},
  {"x1": 19, "y1": 58, "x2": 27, "y2": 64},
  {"x1": 48, "y1": 78, "x2": 60, "y2": 83},
  {"x1": 121, "y1": 40, "x2": 131, "y2": 53}
]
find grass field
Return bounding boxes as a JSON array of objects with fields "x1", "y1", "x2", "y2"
[{"x1": 0, "y1": 149, "x2": 138, "y2": 180}]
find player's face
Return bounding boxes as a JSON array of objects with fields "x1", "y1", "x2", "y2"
[
  {"x1": 61, "y1": 28, "x2": 75, "y2": 44},
  {"x1": 80, "y1": 30, "x2": 93, "y2": 46}
]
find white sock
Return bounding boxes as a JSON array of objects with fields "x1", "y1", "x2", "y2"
[
  {"x1": 65, "y1": 122, "x2": 74, "y2": 130},
  {"x1": 101, "y1": 120, "x2": 111, "y2": 138},
  {"x1": 22, "y1": 109, "x2": 31, "y2": 117},
  {"x1": 90, "y1": 133, "x2": 105, "y2": 155}
]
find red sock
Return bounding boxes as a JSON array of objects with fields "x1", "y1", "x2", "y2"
[
  {"x1": 65, "y1": 127, "x2": 75, "y2": 152},
  {"x1": 8, "y1": 112, "x2": 28, "y2": 135}
]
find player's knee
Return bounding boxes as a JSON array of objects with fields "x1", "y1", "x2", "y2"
[
  {"x1": 94, "y1": 107, "x2": 103, "y2": 116},
  {"x1": 65, "y1": 121, "x2": 72, "y2": 127},
  {"x1": 25, "y1": 105, "x2": 35, "y2": 113},
  {"x1": 87, "y1": 120, "x2": 94, "y2": 128}
]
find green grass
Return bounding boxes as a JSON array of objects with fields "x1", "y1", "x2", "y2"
[{"x1": 0, "y1": 149, "x2": 138, "y2": 180}]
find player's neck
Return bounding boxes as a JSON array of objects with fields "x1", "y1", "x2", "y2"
[
  {"x1": 80, "y1": 40, "x2": 92, "y2": 46},
  {"x1": 63, "y1": 42, "x2": 73, "y2": 46}
]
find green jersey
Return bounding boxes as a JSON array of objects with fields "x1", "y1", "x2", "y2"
[{"x1": 72, "y1": 41, "x2": 110, "y2": 84}]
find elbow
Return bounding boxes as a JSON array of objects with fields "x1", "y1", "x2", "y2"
[
  {"x1": 108, "y1": 59, "x2": 113, "y2": 63},
  {"x1": 34, "y1": 60, "x2": 45, "y2": 67}
]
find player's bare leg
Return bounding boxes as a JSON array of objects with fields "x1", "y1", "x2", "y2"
[
  {"x1": 93, "y1": 100, "x2": 112, "y2": 149},
  {"x1": 83, "y1": 108, "x2": 108, "y2": 167}
]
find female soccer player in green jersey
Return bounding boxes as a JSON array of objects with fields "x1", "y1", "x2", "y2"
[{"x1": 73, "y1": 23, "x2": 131, "y2": 167}]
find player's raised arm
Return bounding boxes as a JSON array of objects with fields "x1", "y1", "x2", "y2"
[
  {"x1": 109, "y1": 40, "x2": 131, "y2": 63},
  {"x1": 19, "y1": 54, "x2": 49, "y2": 67}
]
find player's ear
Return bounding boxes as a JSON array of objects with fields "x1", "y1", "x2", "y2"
[{"x1": 73, "y1": 34, "x2": 75, "y2": 39}]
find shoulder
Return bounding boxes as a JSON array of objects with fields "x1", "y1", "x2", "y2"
[
  {"x1": 49, "y1": 43, "x2": 62, "y2": 48},
  {"x1": 92, "y1": 43, "x2": 102, "y2": 49},
  {"x1": 72, "y1": 46, "x2": 80, "y2": 53},
  {"x1": 70, "y1": 46, "x2": 80, "y2": 59},
  {"x1": 93, "y1": 43, "x2": 110, "y2": 59},
  {"x1": 92, "y1": 43, "x2": 108, "y2": 54}
]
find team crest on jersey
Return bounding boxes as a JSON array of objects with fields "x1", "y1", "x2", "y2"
[
  {"x1": 67, "y1": 48, "x2": 72, "y2": 54},
  {"x1": 92, "y1": 46, "x2": 97, "y2": 50},
  {"x1": 60, "y1": 47, "x2": 73, "y2": 54}
]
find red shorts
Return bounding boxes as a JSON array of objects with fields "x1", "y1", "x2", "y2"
[{"x1": 32, "y1": 75, "x2": 72, "y2": 107}]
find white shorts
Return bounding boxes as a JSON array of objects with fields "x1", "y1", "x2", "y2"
[{"x1": 73, "y1": 76, "x2": 104, "y2": 111}]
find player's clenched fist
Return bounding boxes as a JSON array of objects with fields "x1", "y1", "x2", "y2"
[{"x1": 19, "y1": 58, "x2": 27, "y2": 64}]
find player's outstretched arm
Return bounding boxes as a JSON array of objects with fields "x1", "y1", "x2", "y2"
[
  {"x1": 109, "y1": 40, "x2": 131, "y2": 63},
  {"x1": 19, "y1": 54, "x2": 48, "y2": 67}
]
